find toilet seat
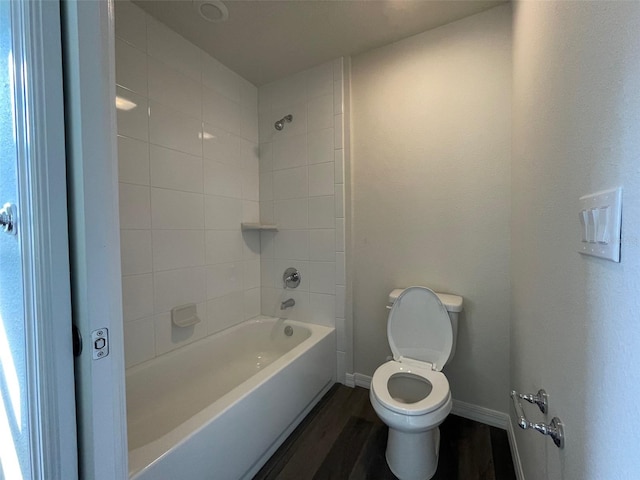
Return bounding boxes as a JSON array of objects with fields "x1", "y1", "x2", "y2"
[{"x1": 371, "y1": 361, "x2": 450, "y2": 416}]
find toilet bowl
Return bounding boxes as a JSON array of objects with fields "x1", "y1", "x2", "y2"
[{"x1": 370, "y1": 286, "x2": 463, "y2": 480}]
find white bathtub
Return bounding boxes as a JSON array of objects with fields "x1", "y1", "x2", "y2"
[{"x1": 126, "y1": 316, "x2": 335, "y2": 480}]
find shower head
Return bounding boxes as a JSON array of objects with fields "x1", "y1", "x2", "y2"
[{"x1": 274, "y1": 114, "x2": 293, "y2": 131}]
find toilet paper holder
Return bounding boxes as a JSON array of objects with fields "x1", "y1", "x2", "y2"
[{"x1": 510, "y1": 389, "x2": 564, "y2": 448}]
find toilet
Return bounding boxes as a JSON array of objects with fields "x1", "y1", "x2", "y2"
[{"x1": 369, "y1": 286, "x2": 463, "y2": 480}]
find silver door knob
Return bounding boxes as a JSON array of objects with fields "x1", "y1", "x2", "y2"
[{"x1": 0, "y1": 203, "x2": 17, "y2": 235}]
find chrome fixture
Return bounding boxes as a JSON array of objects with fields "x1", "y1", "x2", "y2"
[
  {"x1": 0, "y1": 203, "x2": 17, "y2": 235},
  {"x1": 280, "y1": 298, "x2": 295, "y2": 310},
  {"x1": 511, "y1": 389, "x2": 564, "y2": 448},
  {"x1": 283, "y1": 267, "x2": 301, "y2": 288},
  {"x1": 284, "y1": 325, "x2": 293, "y2": 336},
  {"x1": 274, "y1": 114, "x2": 293, "y2": 131}
]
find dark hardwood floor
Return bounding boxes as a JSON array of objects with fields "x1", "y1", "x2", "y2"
[{"x1": 254, "y1": 384, "x2": 517, "y2": 480}]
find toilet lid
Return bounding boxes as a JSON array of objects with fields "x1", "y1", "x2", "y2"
[{"x1": 387, "y1": 286, "x2": 453, "y2": 372}]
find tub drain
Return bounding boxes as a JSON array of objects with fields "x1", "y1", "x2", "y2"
[{"x1": 284, "y1": 326, "x2": 293, "y2": 337}]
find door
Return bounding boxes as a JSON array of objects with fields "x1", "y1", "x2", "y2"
[{"x1": 0, "y1": 0, "x2": 78, "y2": 478}]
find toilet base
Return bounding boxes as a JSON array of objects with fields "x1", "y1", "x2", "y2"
[{"x1": 385, "y1": 426, "x2": 440, "y2": 480}]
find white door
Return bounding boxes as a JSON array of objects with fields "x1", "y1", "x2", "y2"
[{"x1": 0, "y1": 0, "x2": 78, "y2": 478}]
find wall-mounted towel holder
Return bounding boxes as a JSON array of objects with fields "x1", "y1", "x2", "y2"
[{"x1": 511, "y1": 389, "x2": 564, "y2": 448}]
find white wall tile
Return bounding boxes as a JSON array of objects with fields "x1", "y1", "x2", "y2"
[
  {"x1": 206, "y1": 292, "x2": 244, "y2": 335},
  {"x1": 259, "y1": 142, "x2": 273, "y2": 173},
  {"x1": 310, "y1": 293, "x2": 335, "y2": 327},
  {"x1": 335, "y1": 285, "x2": 346, "y2": 319},
  {"x1": 150, "y1": 144, "x2": 203, "y2": 193},
  {"x1": 243, "y1": 230, "x2": 261, "y2": 260},
  {"x1": 336, "y1": 317, "x2": 346, "y2": 351},
  {"x1": 309, "y1": 162, "x2": 335, "y2": 197},
  {"x1": 309, "y1": 262, "x2": 335, "y2": 294},
  {"x1": 204, "y1": 160, "x2": 243, "y2": 198},
  {"x1": 309, "y1": 196, "x2": 335, "y2": 228},
  {"x1": 153, "y1": 230, "x2": 205, "y2": 271},
  {"x1": 122, "y1": 274, "x2": 154, "y2": 322},
  {"x1": 153, "y1": 266, "x2": 206, "y2": 313},
  {"x1": 273, "y1": 134, "x2": 307, "y2": 171},
  {"x1": 206, "y1": 263, "x2": 243, "y2": 299},
  {"x1": 115, "y1": 0, "x2": 147, "y2": 51},
  {"x1": 309, "y1": 229, "x2": 335, "y2": 261},
  {"x1": 239, "y1": 79, "x2": 258, "y2": 111},
  {"x1": 334, "y1": 114, "x2": 344, "y2": 149},
  {"x1": 259, "y1": 201, "x2": 275, "y2": 225},
  {"x1": 240, "y1": 106, "x2": 259, "y2": 143},
  {"x1": 273, "y1": 167, "x2": 308, "y2": 200},
  {"x1": 274, "y1": 230, "x2": 309, "y2": 260},
  {"x1": 307, "y1": 94, "x2": 334, "y2": 132},
  {"x1": 149, "y1": 101, "x2": 202, "y2": 157},
  {"x1": 335, "y1": 252, "x2": 346, "y2": 286},
  {"x1": 206, "y1": 230, "x2": 243, "y2": 264},
  {"x1": 154, "y1": 303, "x2": 207, "y2": 355},
  {"x1": 259, "y1": 172, "x2": 273, "y2": 202},
  {"x1": 307, "y1": 62, "x2": 334, "y2": 100},
  {"x1": 243, "y1": 172, "x2": 259, "y2": 202},
  {"x1": 118, "y1": 135, "x2": 149, "y2": 185},
  {"x1": 334, "y1": 149, "x2": 344, "y2": 184},
  {"x1": 260, "y1": 258, "x2": 275, "y2": 287},
  {"x1": 275, "y1": 199, "x2": 308, "y2": 229},
  {"x1": 335, "y1": 188, "x2": 345, "y2": 219},
  {"x1": 116, "y1": 87, "x2": 148, "y2": 141},
  {"x1": 124, "y1": 317, "x2": 155, "y2": 368},
  {"x1": 335, "y1": 218, "x2": 345, "y2": 252},
  {"x1": 244, "y1": 288, "x2": 261, "y2": 319},
  {"x1": 243, "y1": 200, "x2": 260, "y2": 223},
  {"x1": 336, "y1": 351, "x2": 346, "y2": 383},
  {"x1": 307, "y1": 128, "x2": 334, "y2": 165},
  {"x1": 151, "y1": 188, "x2": 204, "y2": 229},
  {"x1": 115, "y1": 38, "x2": 147, "y2": 95},
  {"x1": 120, "y1": 230, "x2": 152, "y2": 276},
  {"x1": 119, "y1": 183, "x2": 151, "y2": 229},
  {"x1": 204, "y1": 195, "x2": 242, "y2": 229},
  {"x1": 243, "y1": 260, "x2": 261, "y2": 289},
  {"x1": 201, "y1": 53, "x2": 241, "y2": 103},
  {"x1": 333, "y1": 58, "x2": 344, "y2": 115},
  {"x1": 147, "y1": 57, "x2": 201, "y2": 119},
  {"x1": 259, "y1": 231, "x2": 276, "y2": 258},
  {"x1": 271, "y1": 72, "x2": 307, "y2": 111},
  {"x1": 202, "y1": 125, "x2": 241, "y2": 164},
  {"x1": 203, "y1": 86, "x2": 241, "y2": 135},
  {"x1": 147, "y1": 17, "x2": 200, "y2": 82}
]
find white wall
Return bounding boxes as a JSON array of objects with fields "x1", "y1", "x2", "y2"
[
  {"x1": 258, "y1": 59, "x2": 349, "y2": 381},
  {"x1": 114, "y1": 1, "x2": 260, "y2": 367},
  {"x1": 350, "y1": 5, "x2": 512, "y2": 411},
  {"x1": 512, "y1": 2, "x2": 640, "y2": 478}
]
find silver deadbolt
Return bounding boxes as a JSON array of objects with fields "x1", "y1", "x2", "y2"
[{"x1": 0, "y1": 203, "x2": 17, "y2": 235}]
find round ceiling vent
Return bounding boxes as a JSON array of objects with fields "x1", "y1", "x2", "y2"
[{"x1": 193, "y1": 0, "x2": 229, "y2": 23}]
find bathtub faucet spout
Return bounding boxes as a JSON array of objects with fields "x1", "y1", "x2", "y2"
[{"x1": 280, "y1": 298, "x2": 295, "y2": 310}]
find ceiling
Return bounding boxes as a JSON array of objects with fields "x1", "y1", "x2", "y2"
[{"x1": 133, "y1": 0, "x2": 506, "y2": 86}]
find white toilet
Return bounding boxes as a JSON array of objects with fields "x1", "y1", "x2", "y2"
[{"x1": 369, "y1": 286, "x2": 463, "y2": 480}]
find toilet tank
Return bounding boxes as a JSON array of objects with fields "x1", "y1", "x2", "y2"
[{"x1": 388, "y1": 288, "x2": 463, "y2": 364}]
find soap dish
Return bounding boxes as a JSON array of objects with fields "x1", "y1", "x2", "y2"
[{"x1": 171, "y1": 303, "x2": 201, "y2": 328}]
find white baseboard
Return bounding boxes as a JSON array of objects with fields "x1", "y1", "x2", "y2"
[
  {"x1": 451, "y1": 399, "x2": 509, "y2": 429},
  {"x1": 347, "y1": 372, "x2": 524, "y2": 480}
]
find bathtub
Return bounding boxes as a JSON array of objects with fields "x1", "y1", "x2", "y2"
[{"x1": 126, "y1": 316, "x2": 336, "y2": 480}]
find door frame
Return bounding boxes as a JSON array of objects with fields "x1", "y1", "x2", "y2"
[
  {"x1": 7, "y1": 0, "x2": 78, "y2": 477},
  {"x1": 61, "y1": 0, "x2": 129, "y2": 478}
]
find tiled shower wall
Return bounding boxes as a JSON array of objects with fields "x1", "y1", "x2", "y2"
[
  {"x1": 258, "y1": 60, "x2": 349, "y2": 382},
  {"x1": 115, "y1": 1, "x2": 261, "y2": 368}
]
